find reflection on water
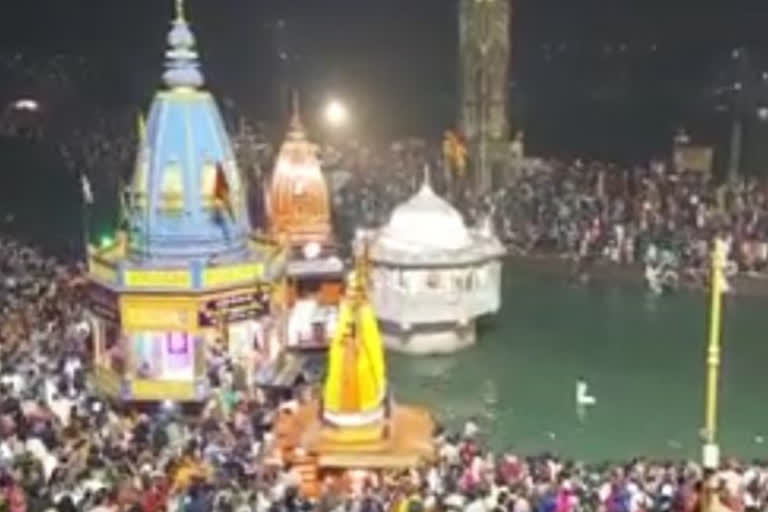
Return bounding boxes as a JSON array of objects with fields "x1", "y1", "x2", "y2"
[{"x1": 389, "y1": 268, "x2": 768, "y2": 461}]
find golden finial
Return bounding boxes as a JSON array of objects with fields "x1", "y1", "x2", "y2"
[
  {"x1": 353, "y1": 235, "x2": 371, "y2": 301},
  {"x1": 288, "y1": 89, "x2": 304, "y2": 134},
  {"x1": 175, "y1": 0, "x2": 186, "y2": 22}
]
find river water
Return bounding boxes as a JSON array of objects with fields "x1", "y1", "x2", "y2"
[{"x1": 388, "y1": 265, "x2": 768, "y2": 461}]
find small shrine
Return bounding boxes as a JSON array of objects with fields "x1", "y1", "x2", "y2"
[
  {"x1": 86, "y1": 0, "x2": 281, "y2": 402},
  {"x1": 267, "y1": 95, "x2": 344, "y2": 349},
  {"x1": 364, "y1": 167, "x2": 504, "y2": 354},
  {"x1": 270, "y1": 247, "x2": 435, "y2": 496}
]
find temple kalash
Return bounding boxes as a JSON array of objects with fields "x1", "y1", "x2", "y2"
[{"x1": 86, "y1": 1, "x2": 282, "y2": 402}]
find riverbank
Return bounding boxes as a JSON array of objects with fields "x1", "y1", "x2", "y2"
[{"x1": 506, "y1": 252, "x2": 768, "y2": 298}]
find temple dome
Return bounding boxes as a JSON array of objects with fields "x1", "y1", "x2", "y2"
[{"x1": 379, "y1": 179, "x2": 471, "y2": 252}]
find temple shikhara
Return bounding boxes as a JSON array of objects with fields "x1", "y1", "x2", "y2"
[
  {"x1": 86, "y1": 1, "x2": 280, "y2": 401},
  {"x1": 270, "y1": 247, "x2": 435, "y2": 495},
  {"x1": 267, "y1": 96, "x2": 344, "y2": 349},
  {"x1": 84, "y1": 0, "x2": 441, "y2": 487}
]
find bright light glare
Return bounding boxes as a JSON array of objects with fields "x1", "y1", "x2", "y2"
[
  {"x1": 325, "y1": 100, "x2": 349, "y2": 127},
  {"x1": 12, "y1": 99, "x2": 39, "y2": 111}
]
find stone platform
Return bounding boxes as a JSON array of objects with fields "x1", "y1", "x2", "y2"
[
  {"x1": 381, "y1": 321, "x2": 477, "y2": 355},
  {"x1": 272, "y1": 399, "x2": 435, "y2": 469}
]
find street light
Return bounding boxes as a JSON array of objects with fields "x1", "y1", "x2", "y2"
[{"x1": 324, "y1": 100, "x2": 349, "y2": 128}]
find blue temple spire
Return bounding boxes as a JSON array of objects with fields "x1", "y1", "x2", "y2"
[
  {"x1": 127, "y1": 0, "x2": 251, "y2": 262},
  {"x1": 163, "y1": 0, "x2": 204, "y2": 89}
]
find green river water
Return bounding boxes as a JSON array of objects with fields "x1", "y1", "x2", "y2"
[{"x1": 388, "y1": 266, "x2": 768, "y2": 461}]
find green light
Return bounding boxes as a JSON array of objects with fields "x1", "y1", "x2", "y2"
[{"x1": 100, "y1": 235, "x2": 113, "y2": 248}]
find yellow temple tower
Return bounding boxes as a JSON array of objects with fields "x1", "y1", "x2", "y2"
[{"x1": 271, "y1": 245, "x2": 435, "y2": 495}]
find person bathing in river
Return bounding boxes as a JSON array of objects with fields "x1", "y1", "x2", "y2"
[{"x1": 576, "y1": 378, "x2": 596, "y2": 423}]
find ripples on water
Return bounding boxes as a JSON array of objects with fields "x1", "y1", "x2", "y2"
[{"x1": 389, "y1": 268, "x2": 768, "y2": 461}]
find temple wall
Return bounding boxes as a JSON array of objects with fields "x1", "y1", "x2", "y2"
[
  {"x1": 381, "y1": 320, "x2": 476, "y2": 355},
  {"x1": 370, "y1": 260, "x2": 502, "y2": 326}
]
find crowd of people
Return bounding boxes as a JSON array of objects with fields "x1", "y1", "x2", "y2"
[
  {"x1": 5, "y1": 49, "x2": 768, "y2": 511},
  {"x1": 0, "y1": 153, "x2": 767, "y2": 509},
  {"x1": 329, "y1": 142, "x2": 768, "y2": 291},
  {"x1": 0, "y1": 229, "x2": 767, "y2": 512}
]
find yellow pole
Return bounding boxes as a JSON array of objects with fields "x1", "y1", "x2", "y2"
[
  {"x1": 704, "y1": 238, "x2": 725, "y2": 448},
  {"x1": 703, "y1": 238, "x2": 726, "y2": 511}
]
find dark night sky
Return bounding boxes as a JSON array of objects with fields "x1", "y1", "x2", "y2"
[{"x1": 2, "y1": 0, "x2": 768, "y2": 148}]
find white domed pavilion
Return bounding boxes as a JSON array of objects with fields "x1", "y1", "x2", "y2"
[{"x1": 362, "y1": 168, "x2": 504, "y2": 354}]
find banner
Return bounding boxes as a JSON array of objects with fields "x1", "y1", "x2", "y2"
[
  {"x1": 124, "y1": 269, "x2": 192, "y2": 289},
  {"x1": 674, "y1": 146, "x2": 714, "y2": 174},
  {"x1": 88, "y1": 283, "x2": 120, "y2": 323},
  {"x1": 198, "y1": 288, "x2": 271, "y2": 327},
  {"x1": 202, "y1": 262, "x2": 263, "y2": 288}
]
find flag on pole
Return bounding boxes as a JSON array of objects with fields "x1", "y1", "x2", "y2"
[
  {"x1": 214, "y1": 162, "x2": 234, "y2": 218},
  {"x1": 443, "y1": 130, "x2": 468, "y2": 177},
  {"x1": 81, "y1": 174, "x2": 94, "y2": 205},
  {"x1": 454, "y1": 133, "x2": 467, "y2": 176}
]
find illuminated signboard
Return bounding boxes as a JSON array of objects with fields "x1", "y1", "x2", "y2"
[
  {"x1": 198, "y1": 288, "x2": 271, "y2": 327},
  {"x1": 286, "y1": 257, "x2": 344, "y2": 277},
  {"x1": 202, "y1": 262, "x2": 263, "y2": 288},
  {"x1": 124, "y1": 269, "x2": 192, "y2": 289},
  {"x1": 88, "y1": 284, "x2": 120, "y2": 322},
  {"x1": 122, "y1": 306, "x2": 194, "y2": 331}
]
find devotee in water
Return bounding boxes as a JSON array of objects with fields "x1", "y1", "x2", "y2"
[{"x1": 576, "y1": 377, "x2": 596, "y2": 423}]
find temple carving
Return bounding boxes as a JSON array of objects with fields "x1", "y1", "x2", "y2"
[{"x1": 268, "y1": 98, "x2": 332, "y2": 245}]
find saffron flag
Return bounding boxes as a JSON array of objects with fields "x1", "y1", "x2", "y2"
[
  {"x1": 454, "y1": 133, "x2": 467, "y2": 176},
  {"x1": 214, "y1": 162, "x2": 234, "y2": 218},
  {"x1": 443, "y1": 130, "x2": 467, "y2": 176}
]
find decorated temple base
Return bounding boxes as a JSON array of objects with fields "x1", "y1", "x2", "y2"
[
  {"x1": 271, "y1": 399, "x2": 435, "y2": 496},
  {"x1": 382, "y1": 320, "x2": 477, "y2": 355}
]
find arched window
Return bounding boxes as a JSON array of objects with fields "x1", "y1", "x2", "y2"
[
  {"x1": 160, "y1": 161, "x2": 184, "y2": 212},
  {"x1": 201, "y1": 161, "x2": 217, "y2": 209}
]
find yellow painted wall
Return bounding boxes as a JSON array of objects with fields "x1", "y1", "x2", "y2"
[
  {"x1": 124, "y1": 269, "x2": 192, "y2": 288},
  {"x1": 120, "y1": 295, "x2": 198, "y2": 331},
  {"x1": 202, "y1": 262, "x2": 263, "y2": 288},
  {"x1": 132, "y1": 379, "x2": 197, "y2": 401}
]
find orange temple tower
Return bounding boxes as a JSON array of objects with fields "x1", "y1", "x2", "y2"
[
  {"x1": 267, "y1": 94, "x2": 344, "y2": 349},
  {"x1": 268, "y1": 95, "x2": 333, "y2": 246},
  {"x1": 271, "y1": 246, "x2": 435, "y2": 495}
]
